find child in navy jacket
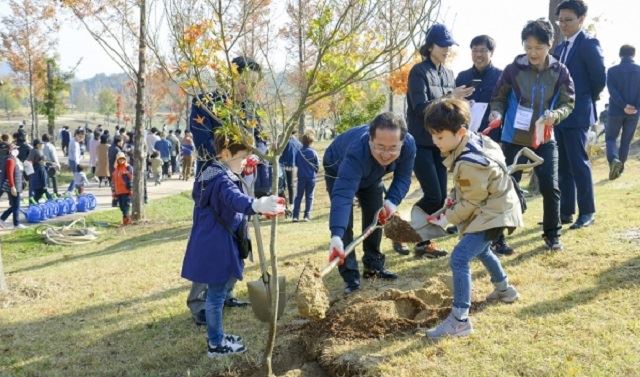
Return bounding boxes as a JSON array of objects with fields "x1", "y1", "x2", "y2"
[
  {"x1": 180, "y1": 134, "x2": 284, "y2": 358},
  {"x1": 292, "y1": 131, "x2": 319, "y2": 221}
]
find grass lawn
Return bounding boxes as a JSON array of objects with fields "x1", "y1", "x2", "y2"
[{"x1": 1, "y1": 146, "x2": 639, "y2": 376}]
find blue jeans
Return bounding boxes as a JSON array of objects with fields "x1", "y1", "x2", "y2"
[
  {"x1": 205, "y1": 277, "x2": 237, "y2": 346},
  {"x1": 117, "y1": 194, "x2": 131, "y2": 216},
  {"x1": 292, "y1": 177, "x2": 315, "y2": 219},
  {"x1": 503, "y1": 141, "x2": 561, "y2": 238},
  {"x1": 606, "y1": 115, "x2": 639, "y2": 163},
  {"x1": 451, "y1": 232, "x2": 507, "y2": 311}
]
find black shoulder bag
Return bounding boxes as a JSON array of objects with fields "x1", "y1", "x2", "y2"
[{"x1": 210, "y1": 208, "x2": 252, "y2": 259}]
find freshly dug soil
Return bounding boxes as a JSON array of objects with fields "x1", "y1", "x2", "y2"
[
  {"x1": 308, "y1": 284, "x2": 452, "y2": 340},
  {"x1": 384, "y1": 216, "x2": 422, "y2": 243},
  {"x1": 296, "y1": 262, "x2": 330, "y2": 320}
]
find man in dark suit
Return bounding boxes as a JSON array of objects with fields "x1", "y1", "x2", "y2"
[{"x1": 553, "y1": 0, "x2": 606, "y2": 229}]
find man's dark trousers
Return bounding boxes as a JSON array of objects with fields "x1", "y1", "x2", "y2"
[
  {"x1": 555, "y1": 127, "x2": 596, "y2": 218},
  {"x1": 503, "y1": 141, "x2": 562, "y2": 238},
  {"x1": 413, "y1": 146, "x2": 447, "y2": 215},
  {"x1": 325, "y1": 176, "x2": 385, "y2": 286},
  {"x1": 606, "y1": 115, "x2": 639, "y2": 163}
]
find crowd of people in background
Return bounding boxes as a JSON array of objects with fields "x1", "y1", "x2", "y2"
[{"x1": 0, "y1": 121, "x2": 198, "y2": 229}]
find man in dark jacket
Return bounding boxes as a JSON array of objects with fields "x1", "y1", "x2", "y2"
[
  {"x1": 279, "y1": 130, "x2": 302, "y2": 205},
  {"x1": 324, "y1": 112, "x2": 416, "y2": 294},
  {"x1": 553, "y1": 0, "x2": 606, "y2": 229},
  {"x1": 605, "y1": 44, "x2": 640, "y2": 180},
  {"x1": 455, "y1": 35, "x2": 503, "y2": 142},
  {"x1": 108, "y1": 136, "x2": 124, "y2": 175}
]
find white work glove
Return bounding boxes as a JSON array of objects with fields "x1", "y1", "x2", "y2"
[
  {"x1": 488, "y1": 111, "x2": 502, "y2": 122},
  {"x1": 328, "y1": 236, "x2": 345, "y2": 265},
  {"x1": 542, "y1": 110, "x2": 557, "y2": 126},
  {"x1": 427, "y1": 212, "x2": 449, "y2": 228},
  {"x1": 251, "y1": 195, "x2": 285, "y2": 215},
  {"x1": 10, "y1": 186, "x2": 17, "y2": 197}
]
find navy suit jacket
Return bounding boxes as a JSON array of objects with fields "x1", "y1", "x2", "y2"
[{"x1": 553, "y1": 31, "x2": 606, "y2": 128}]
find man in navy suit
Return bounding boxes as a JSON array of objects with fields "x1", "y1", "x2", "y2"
[{"x1": 553, "y1": 0, "x2": 606, "y2": 229}]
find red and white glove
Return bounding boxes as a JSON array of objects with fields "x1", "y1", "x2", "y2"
[
  {"x1": 242, "y1": 155, "x2": 260, "y2": 176},
  {"x1": 378, "y1": 199, "x2": 397, "y2": 224},
  {"x1": 328, "y1": 236, "x2": 345, "y2": 265},
  {"x1": 482, "y1": 117, "x2": 502, "y2": 136},
  {"x1": 427, "y1": 212, "x2": 449, "y2": 228},
  {"x1": 252, "y1": 195, "x2": 285, "y2": 216},
  {"x1": 445, "y1": 197, "x2": 456, "y2": 208}
]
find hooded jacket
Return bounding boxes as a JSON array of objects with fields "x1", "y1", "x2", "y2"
[
  {"x1": 443, "y1": 132, "x2": 523, "y2": 235},
  {"x1": 491, "y1": 54, "x2": 575, "y2": 148}
]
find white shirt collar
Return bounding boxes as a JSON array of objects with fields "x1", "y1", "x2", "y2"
[{"x1": 564, "y1": 29, "x2": 583, "y2": 45}]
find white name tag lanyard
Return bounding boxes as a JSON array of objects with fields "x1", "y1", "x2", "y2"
[{"x1": 514, "y1": 84, "x2": 546, "y2": 132}]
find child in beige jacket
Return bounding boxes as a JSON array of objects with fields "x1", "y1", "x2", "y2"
[{"x1": 423, "y1": 97, "x2": 523, "y2": 340}]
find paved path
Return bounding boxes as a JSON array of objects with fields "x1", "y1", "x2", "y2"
[{"x1": 0, "y1": 152, "x2": 193, "y2": 233}]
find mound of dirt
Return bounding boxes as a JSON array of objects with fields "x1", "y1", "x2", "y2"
[
  {"x1": 309, "y1": 284, "x2": 452, "y2": 340},
  {"x1": 296, "y1": 262, "x2": 330, "y2": 320},
  {"x1": 383, "y1": 216, "x2": 422, "y2": 243}
]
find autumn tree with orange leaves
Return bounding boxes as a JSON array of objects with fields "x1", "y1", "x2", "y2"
[{"x1": 0, "y1": 0, "x2": 58, "y2": 140}]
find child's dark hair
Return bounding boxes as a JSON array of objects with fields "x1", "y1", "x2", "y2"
[
  {"x1": 214, "y1": 133, "x2": 250, "y2": 157},
  {"x1": 301, "y1": 130, "x2": 315, "y2": 147},
  {"x1": 556, "y1": 0, "x2": 588, "y2": 17},
  {"x1": 424, "y1": 97, "x2": 471, "y2": 134},
  {"x1": 521, "y1": 19, "x2": 554, "y2": 46},
  {"x1": 2, "y1": 133, "x2": 10, "y2": 142},
  {"x1": 76, "y1": 164, "x2": 85, "y2": 172},
  {"x1": 151, "y1": 151, "x2": 159, "y2": 158}
]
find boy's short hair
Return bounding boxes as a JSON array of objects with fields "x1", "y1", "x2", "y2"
[
  {"x1": 2, "y1": 133, "x2": 10, "y2": 142},
  {"x1": 41, "y1": 133, "x2": 50, "y2": 142},
  {"x1": 424, "y1": 97, "x2": 471, "y2": 134},
  {"x1": 301, "y1": 130, "x2": 316, "y2": 147},
  {"x1": 213, "y1": 133, "x2": 250, "y2": 157},
  {"x1": 521, "y1": 19, "x2": 554, "y2": 46},
  {"x1": 151, "y1": 151, "x2": 159, "y2": 158}
]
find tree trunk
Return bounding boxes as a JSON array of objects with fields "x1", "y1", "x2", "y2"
[
  {"x1": 47, "y1": 59, "x2": 55, "y2": 138},
  {"x1": 0, "y1": 244, "x2": 7, "y2": 293},
  {"x1": 263, "y1": 157, "x2": 280, "y2": 377},
  {"x1": 297, "y1": 0, "x2": 305, "y2": 135},
  {"x1": 549, "y1": 0, "x2": 563, "y2": 49},
  {"x1": 131, "y1": 0, "x2": 147, "y2": 222}
]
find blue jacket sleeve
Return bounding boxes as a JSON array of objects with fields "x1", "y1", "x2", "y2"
[
  {"x1": 213, "y1": 174, "x2": 256, "y2": 216},
  {"x1": 329, "y1": 150, "x2": 365, "y2": 238},
  {"x1": 385, "y1": 136, "x2": 416, "y2": 206},
  {"x1": 607, "y1": 67, "x2": 626, "y2": 110},
  {"x1": 583, "y1": 38, "x2": 606, "y2": 102}
]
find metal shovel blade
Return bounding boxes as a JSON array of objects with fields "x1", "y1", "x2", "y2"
[
  {"x1": 247, "y1": 275, "x2": 287, "y2": 323},
  {"x1": 410, "y1": 205, "x2": 448, "y2": 240}
]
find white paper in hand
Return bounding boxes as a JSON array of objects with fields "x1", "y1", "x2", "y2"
[{"x1": 469, "y1": 102, "x2": 489, "y2": 132}]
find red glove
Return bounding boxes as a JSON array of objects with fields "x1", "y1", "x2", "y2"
[
  {"x1": 445, "y1": 198, "x2": 456, "y2": 208},
  {"x1": 482, "y1": 118, "x2": 502, "y2": 136},
  {"x1": 242, "y1": 155, "x2": 260, "y2": 176}
]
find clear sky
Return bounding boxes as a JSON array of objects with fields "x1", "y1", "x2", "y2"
[{"x1": 54, "y1": 0, "x2": 640, "y2": 85}]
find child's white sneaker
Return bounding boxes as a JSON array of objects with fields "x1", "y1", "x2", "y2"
[
  {"x1": 15, "y1": 224, "x2": 27, "y2": 229},
  {"x1": 486, "y1": 285, "x2": 519, "y2": 303},
  {"x1": 425, "y1": 313, "x2": 473, "y2": 340}
]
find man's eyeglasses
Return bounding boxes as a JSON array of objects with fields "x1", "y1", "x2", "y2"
[{"x1": 369, "y1": 141, "x2": 402, "y2": 154}]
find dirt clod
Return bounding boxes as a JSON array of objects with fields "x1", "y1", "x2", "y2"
[
  {"x1": 296, "y1": 262, "x2": 330, "y2": 320},
  {"x1": 383, "y1": 216, "x2": 422, "y2": 243}
]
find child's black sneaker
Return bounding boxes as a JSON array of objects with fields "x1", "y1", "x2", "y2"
[{"x1": 207, "y1": 338, "x2": 246, "y2": 358}]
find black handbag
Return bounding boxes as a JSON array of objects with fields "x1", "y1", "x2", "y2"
[{"x1": 210, "y1": 207, "x2": 252, "y2": 259}]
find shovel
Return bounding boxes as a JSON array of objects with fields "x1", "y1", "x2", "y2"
[
  {"x1": 296, "y1": 207, "x2": 387, "y2": 320},
  {"x1": 241, "y1": 176, "x2": 287, "y2": 323}
]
